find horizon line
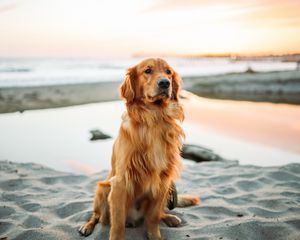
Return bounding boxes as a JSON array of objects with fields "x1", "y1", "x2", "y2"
[{"x1": 1, "y1": 52, "x2": 300, "y2": 59}]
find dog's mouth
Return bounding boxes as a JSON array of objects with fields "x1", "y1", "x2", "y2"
[
  {"x1": 158, "y1": 92, "x2": 170, "y2": 97},
  {"x1": 147, "y1": 92, "x2": 170, "y2": 103},
  {"x1": 155, "y1": 89, "x2": 171, "y2": 98},
  {"x1": 145, "y1": 88, "x2": 172, "y2": 104}
]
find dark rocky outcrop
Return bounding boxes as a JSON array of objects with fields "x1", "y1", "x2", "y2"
[
  {"x1": 89, "y1": 129, "x2": 111, "y2": 141},
  {"x1": 181, "y1": 144, "x2": 223, "y2": 162}
]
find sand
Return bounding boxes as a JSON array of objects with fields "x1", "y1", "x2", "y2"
[
  {"x1": 0, "y1": 81, "x2": 120, "y2": 113},
  {"x1": 1, "y1": 160, "x2": 299, "y2": 240},
  {"x1": 184, "y1": 70, "x2": 300, "y2": 104}
]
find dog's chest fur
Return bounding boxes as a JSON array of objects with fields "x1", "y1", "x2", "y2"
[
  {"x1": 139, "y1": 123, "x2": 169, "y2": 172},
  {"x1": 117, "y1": 102, "x2": 184, "y2": 198}
]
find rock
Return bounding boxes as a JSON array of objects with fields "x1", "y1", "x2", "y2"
[
  {"x1": 181, "y1": 144, "x2": 223, "y2": 162},
  {"x1": 89, "y1": 129, "x2": 111, "y2": 141},
  {"x1": 245, "y1": 66, "x2": 255, "y2": 74}
]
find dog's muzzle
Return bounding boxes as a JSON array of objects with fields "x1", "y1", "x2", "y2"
[{"x1": 157, "y1": 79, "x2": 170, "y2": 89}]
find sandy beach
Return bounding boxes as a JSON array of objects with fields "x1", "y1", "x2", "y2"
[
  {"x1": 0, "y1": 71, "x2": 300, "y2": 239},
  {"x1": 2, "y1": 0, "x2": 300, "y2": 238},
  {"x1": 1, "y1": 159, "x2": 299, "y2": 240}
]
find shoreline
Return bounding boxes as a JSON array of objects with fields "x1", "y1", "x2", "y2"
[
  {"x1": 0, "y1": 96, "x2": 299, "y2": 175},
  {"x1": 184, "y1": 70, "x2": 300, "y2": 104},
  {"x1": 0, "y1": 70, "x2": 299, "y2": 173},
  {"x1": 0, "y1": 81, "x2": 120, "y2": 113},
  {"x1": 1, "y1": 70, "x2": 300, "y2": 113}
]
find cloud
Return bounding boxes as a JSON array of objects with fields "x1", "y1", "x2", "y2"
[
  {"x1": 143, "y1": 0, "x2": 300, "y2": 28},
  {"x1": 140, "y1": 0, "x2": 257, "y2": 13}
]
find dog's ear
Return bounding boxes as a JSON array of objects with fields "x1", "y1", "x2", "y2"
[
  {"x1": 171, "y1": 71, "x2": 181, "y2": 101},
  {"x1": 120, "y1": 67, "x2": 137, "y2": 104}
]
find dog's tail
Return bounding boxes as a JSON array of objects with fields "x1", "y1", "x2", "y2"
[{"x1": 177, "y1": 194, "x2": 200, "y2": 207}]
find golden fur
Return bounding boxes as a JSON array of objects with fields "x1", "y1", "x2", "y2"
[{"x1": 79, "y1": 58, "x2": 200, "y2": 240}]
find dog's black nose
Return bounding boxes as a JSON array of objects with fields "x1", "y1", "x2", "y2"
[{"x1": 157, "y1": 79, "x2": 170, "y2": 89}]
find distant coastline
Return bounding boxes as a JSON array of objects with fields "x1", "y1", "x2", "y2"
[
  {"x1": 133, "y1": 52, "x2": 300, "y2": 62},
  {"x1": 184, "y1": 70, "x2": 300, "y2": 105}
]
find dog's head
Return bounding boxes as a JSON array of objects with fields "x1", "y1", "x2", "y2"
[{"x1": 120, "y1": 58, "x2": 181, "y2": 105}]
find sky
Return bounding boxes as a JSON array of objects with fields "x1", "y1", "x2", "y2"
[{"x1": 0, "y1": 0, "x2": 300, "y2": 57}]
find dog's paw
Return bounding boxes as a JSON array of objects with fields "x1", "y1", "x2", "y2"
[
  {"x1": 78, "y1": 222, "x2": 95, "y2": 236},
  {"x1": 162, "y1": 214, "x2": 182, "y2": 227}
]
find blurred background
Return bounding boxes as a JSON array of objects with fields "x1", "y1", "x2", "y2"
[{"x1": 0, "y1": 0, "x2": 300, "y2": 174}]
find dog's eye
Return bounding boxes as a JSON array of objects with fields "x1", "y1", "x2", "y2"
[
  {"x1": 166, "y1": 69, "x2": 172, "y2": 75},
  {"x1": 144, "y1": 68, "x2": 152, "y2": 74}
]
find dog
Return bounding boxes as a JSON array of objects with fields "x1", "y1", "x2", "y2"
[{"x1": 79, "y1": 58, "x2": 200, "y2": 240}]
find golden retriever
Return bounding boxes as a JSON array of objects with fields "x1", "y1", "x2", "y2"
[{"x1": 79, "y1": 58, "x2": 200, "y2": 240}]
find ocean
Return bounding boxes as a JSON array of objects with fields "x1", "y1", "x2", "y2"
[{"x1": 0, "y1": 57, "x2": 297, "y2": 87}]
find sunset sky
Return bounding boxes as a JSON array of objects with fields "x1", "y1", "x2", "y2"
[{"x1": 0, "y1": 0, "x2": 300, "y2": 57}]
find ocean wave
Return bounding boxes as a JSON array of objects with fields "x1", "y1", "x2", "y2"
[{"x1": 0, "y1": 58, "x2": 297, "y2": 88}]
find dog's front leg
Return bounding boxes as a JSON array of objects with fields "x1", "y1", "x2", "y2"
[
  {"x1": 108, "y1": 178, "x2": 127, "y2": 240},
  {"x1": 145, "y1": 184, "x2": 170, "y2": 240}
]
